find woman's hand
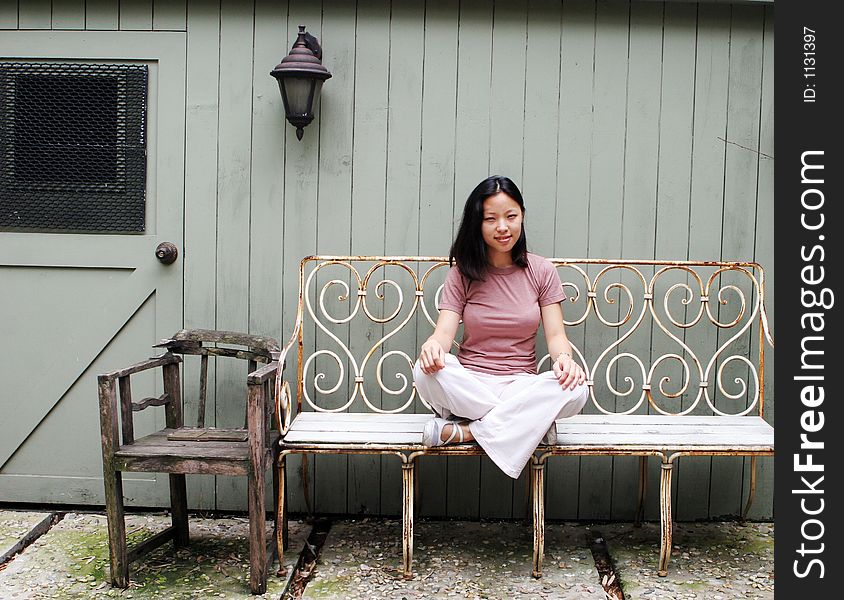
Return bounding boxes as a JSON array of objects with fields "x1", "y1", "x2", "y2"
[
  {"x1": 419, "y1": 338, "x2": 447, "y2": 374},
  {"x1": 418, "y1": 310, "x2": 461, "y2": 375},
  {"x1": 553, "y1": 352, "x2": 586, "y2": 390}
]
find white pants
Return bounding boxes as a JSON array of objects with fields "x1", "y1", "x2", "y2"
[{"x1": 412, "y1": 353, "x2": 589, "y2": 478}]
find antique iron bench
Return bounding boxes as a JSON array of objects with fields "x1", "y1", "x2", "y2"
[
  {"x1": 97, "y1": 329, "x2": 280, "y2": 594},
  {"x1": 273, "y1": 256, "x2": 774, "y2": 579}
]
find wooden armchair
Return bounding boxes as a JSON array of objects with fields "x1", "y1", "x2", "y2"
[{"x1": 97, "y1": 329, "x2": 281, "y2": 594}]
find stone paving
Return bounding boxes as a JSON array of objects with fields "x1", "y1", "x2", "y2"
[{"x1": 0, "y1": 510, "x2": 774, "y2": 599}]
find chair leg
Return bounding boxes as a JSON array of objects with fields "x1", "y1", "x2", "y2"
[
  {"x1": 401, "y1": 462, "x2": 415, "y2": 579},
  {"x1": 658, "y1": 460, "x2": 674, "y2": 576},
  {"x1": 634, "y1": 456, "x2": 647, "y2": 527},
  {"x1": 169, "y1": 474, "x2": 189, "y2": 547},
  {"x1": 104, "y1": 470, "x2": 129, "y2": 587},
  {"x1": 248, "y1": 464, "x2": 268, "y2": 594},
  {"x1": 531, "y1": 459, "x2": 545, "y2": 578}
]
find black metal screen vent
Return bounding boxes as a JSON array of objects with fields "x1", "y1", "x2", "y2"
[{"x1": 0, "y1": 62, "x2": 148, "y2": 232}]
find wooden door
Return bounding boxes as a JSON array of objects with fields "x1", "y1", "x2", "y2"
[{"x1": 0, "y1": 31, "x2": 186, "y2": 506}]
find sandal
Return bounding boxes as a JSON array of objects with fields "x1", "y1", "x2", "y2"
[{"x1": 422, "y1": 417, "x2": 466, "y2": 447}]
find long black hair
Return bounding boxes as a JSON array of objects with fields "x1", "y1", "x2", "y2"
[{"x1": 449, "y1": 175, "x2": 528, "y2": 281}]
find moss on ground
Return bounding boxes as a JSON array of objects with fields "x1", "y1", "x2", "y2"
[{"x1": 0, "y1": 513, "x2": 297, "y2": 599}]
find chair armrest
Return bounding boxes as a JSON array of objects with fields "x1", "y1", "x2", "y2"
[
  {"x1": 98, "y1": 353, "x2": 182, "y2": 381},
  {"x1": 247, "y1": 361, "x2": 279, "y2": 385},
  {"x1": 98, "y1": 353, "x2": 183, "y2": 447}
]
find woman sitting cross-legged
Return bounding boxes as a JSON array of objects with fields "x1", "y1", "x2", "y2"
[{"x1": 412, "y1": 175, "x2": 589, "y2": 479}]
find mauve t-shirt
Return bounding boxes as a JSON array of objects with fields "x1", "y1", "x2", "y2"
[{"x1": 438, "y1": 253, "x2": 566, "y2": 375}]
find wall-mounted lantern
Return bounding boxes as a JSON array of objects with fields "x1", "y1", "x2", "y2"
[{"x1": 270, "y1": 25, "x2": 332, "y2": 140}]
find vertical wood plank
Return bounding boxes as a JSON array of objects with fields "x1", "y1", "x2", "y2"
[
  {"x1": 274, "y1": 7, "x2": 314, "y2": 516},
  {"x1": 744, "y1": 4, "x2": 774, "y2": 521},
  {"x1": 311, "y1": 0, "x2": 356, "y2": 515},
  {"x1": 215, "y1": 0, "x2": 256, "y2": 511},
  {"x1": 547, "y1": 0, "x2": 594, "y2": 521},
  {"x1": 0, "y1": 1, "x2": 18, "y2": 29},
  {"x1": 709, "y1": 3, "x2": 764, "y2": 519},
  {"x1": 183, "y1": 0, "x2": 222, "y2": 510},
  {"x1": 643, "y1": 1, "x2": 697, "y2": 523},
  {"x1": 153, "y1": 0, "x2": 186, "y2": 30},
  {"x1": 512, "y1": 0, "x2": 561, "y2": 519},
  {"x1": 610, "y1": 0, "x2": 663, "y2": 522},
  {"x1": 51, "y1": 0, "x2": 84, "y2": 29},
  {"x1": 522, "y1": 0, "x2": 561, "y2": 261},
  {"x1": 487, "y1": 0, "x2": 526, "y2": 179},
  {"x1": 250, "y1": 0, "x2": 289, "y2": 510},
  {"x1": 381, "y1": 0, "x2": 424, "y2": 517},
  {"x1": 120, "y1": 0, "x2": 152, "y2": 30},
  {"x1": 480, "y1": 0, "x2": 527, "y2": 519},
  {"x1": 577, "y1": 0, "x2": 628, "y2": 522},
  {"x1": 283, "y1": 0, "x2": 323, "y2": 513},
  {"x1": 416, "y1": 0, "x2": 459, "y2": 517},
  {"x1": 256, "y1": 0, "x2": 308, "y2": 514},
  {"x1": 449, "y1": 0, "x2": 493, "y2": 519},
  {"x1": 383, "y1": 0, "x2": 424, "y2": 257},
  {"x1": 346, "y1": 0, "x2": 390, "y2": 515},
  {"x1": 677, "y1": 1, "x2": 731, "y2": 521},
  {"x1": 84, "y1": 0, "x2": 118, "y2": 30},
  {"x1": 18, "y1": 0, "x2": 51, "y2": 29},
  {"x1": 250, "y1": 0, "x2": 288, "y2": 386}
]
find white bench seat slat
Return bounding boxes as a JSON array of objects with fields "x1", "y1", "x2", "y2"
[
  {"x1": 281, "y1": 413, "x2": 773, "y2": 451},
  {"x1": 292, "y1": 412, "x2": 432, "y2": 425}
]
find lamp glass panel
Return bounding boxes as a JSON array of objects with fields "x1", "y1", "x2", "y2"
[{"x1": 283, "y1": 77, "x2": 315, "y2": 115}]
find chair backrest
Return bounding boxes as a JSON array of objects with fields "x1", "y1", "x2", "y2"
[
  {"x1": 155, "y1": 329, "x2": 280, "y2": 428},
  {"x1": 281, "y1": 256, "x2": 773, "y2": 418}
]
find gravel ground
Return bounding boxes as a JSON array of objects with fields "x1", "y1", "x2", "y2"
[
  {"x1": 0, "y1": 511, "x2": 773, "y2": 600},
  {"x1": 305, "y1": 519, "x2": 773, "y2": 600},
  {"x1": 0, "y1": 511, "x2": 307, "y2": 599},
  {"x1": 605, "y1": 521, "x2": 774, "y2": 600},
  {"x1": 306, "y1": 519, "x2": 607, "y2": 600}
]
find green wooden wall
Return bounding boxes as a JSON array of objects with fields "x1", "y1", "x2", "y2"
[{"x1": 0, "y1": 0, "x2": 774, "y2": 521}]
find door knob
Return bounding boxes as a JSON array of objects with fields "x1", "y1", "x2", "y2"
[{"x1": 155, "y1": 242, "x2": 178, "y2": 264}]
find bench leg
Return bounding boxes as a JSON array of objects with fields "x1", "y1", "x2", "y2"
[
  {"x1": 741, "y1": 456, "x2": 758, "y2": 522},
  {"x1": 271, "y1": 452, "x2": 280, "y2": 561},
  {"x1": 104, "y1": 469, "x2": 129, "y2": 587},
  {"x1": 658, "y1": 461, "x2": 674, "y2": 576},
  {"x1": 531, "y1": 459, "x2": 545, "y2": 578},
  {"x1": 401, "y1": 462, "x2": 415, "y2": 579},
  {"x1": 277, "y1": 455, "x2": 288, "y2": 560},
  {"x1": 634, "y1": 456, "x2": 647, "y2": 527},
  {"x1": 413, "y1": 460, "x2": 421, "y2": 520}
]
